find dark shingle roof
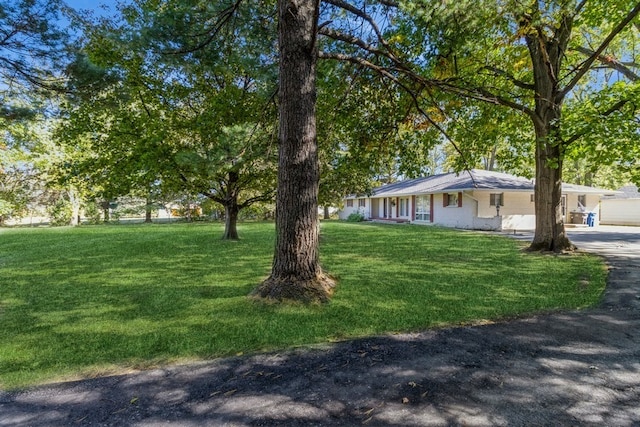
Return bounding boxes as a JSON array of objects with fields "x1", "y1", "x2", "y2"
[
  {"x1": 369, "y1": 169, "x2": 619, "y2": 197},
  {"x1": 372, "y1": 170, "x2": 533, "y2": 197},
  {"x1": 603, "y1": 185, "x2": 640, "y2": 199}
]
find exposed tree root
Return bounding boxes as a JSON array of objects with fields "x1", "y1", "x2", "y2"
[
  {"x1": 251, "y1": 273, "x2": 337, "y2": 304},
  {"x1": 526, "y1": 239, "x2": 577, "y2": 253}
]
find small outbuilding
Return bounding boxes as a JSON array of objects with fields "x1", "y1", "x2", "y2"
[{"x1": 600, "y1": 185, "x2": 640, "y2": 226}]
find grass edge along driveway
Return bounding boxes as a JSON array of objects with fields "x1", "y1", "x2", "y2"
[{"x1": 0, "y1": 221, "x2": 606, "y2": 389}]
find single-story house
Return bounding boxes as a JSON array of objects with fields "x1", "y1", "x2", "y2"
[
  {"x1": 339, "y1": 169, "x2": 620, "y2": 231},
  {"x1": 600, "y1": 185, "x2": 640, "y2": 226}
]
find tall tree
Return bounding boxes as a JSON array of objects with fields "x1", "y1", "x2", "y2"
[
  {"x1": 57, "y1": 1, "x2": 279, "y2": 238},
  {"x1": 318, "y1": 0, "x2": 640, "y2": 252},
  {"x1": 253, "y1": 0, "x2": 336, "y2": 302},
  {"x1": 0, "y1": 0, "x2": 72, "y2": 116},
  {"x1": 176, "y1": 124, "x2": 277, "y2": 239}
]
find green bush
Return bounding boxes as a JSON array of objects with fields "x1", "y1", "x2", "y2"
[
  {"x1": 347, "y1": 212, "x2": 365, "y2": 222},
  {"x1": 47, "y1": 198, "x2": 72, "y2": 226},
  {"x1": 83, "y1": 202, "x2": 102, "y2": 225}
]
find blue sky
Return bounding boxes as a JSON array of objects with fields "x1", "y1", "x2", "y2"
[{"x1": 64, "y1": 0, "x2": 121, "y2": 16}]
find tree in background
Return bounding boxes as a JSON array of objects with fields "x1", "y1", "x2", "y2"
[
  {"x1": 176, "y1": 123, "x2": 277, "y2": 239},
  {"x1": 0, "y1": 0, "x2": 77, "y2": 225},
  {"x1": 55, "y1": 0, "x2": 279, "y2": 238}
]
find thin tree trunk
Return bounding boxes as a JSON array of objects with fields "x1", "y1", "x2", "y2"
[
  {"x1": 323, "y1": 205, "x2": 330, "y2": 220},
  {"x1": 145, "y1": 195, "x2": 153, "y2": 223},
  {"x1": 101, "y1": 201, "x2": 110, "y2": 222},
  {"x1": 222, "y1": 202, "x2": 240, "y2": 240},
  {"x1": 222, "y1": 171, "x2": 241, "y2": 240},
  {"x1": 253, "y1": 0, "x2": 335, "y2": 303},
  {"x1": 68, "y1": 188, "x2": 80, "y2": 226}
]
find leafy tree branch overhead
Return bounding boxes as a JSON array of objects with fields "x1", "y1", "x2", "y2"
[{"x1": 317, "y1": 0, "x2": 640, "y2": 252}]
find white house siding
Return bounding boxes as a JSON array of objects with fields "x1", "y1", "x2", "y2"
[
  {"x1": 472, "y1": 216, "x2": 502, "y2": 230},
  {"x1": 469, "y1": 191, "x2": 535, "y2": 231},
  {"x1": 600, "y1": 198, "x2": 640, "y2": 226},
  {"x1": 501, "y1": 215, "x2": 536, "y2": 231},
  {"x1": 339, "y1": 192, "x2": 601, "y2": 230},
  {"x1": 431, "y1": 193, "x2": 476, "y2": 228},
  {"x1": 338, "y1": 198, "x2": 367, "y2": 220},
  {"x1": 472, "y1": 191, "x2": 535, "y2": 218}
]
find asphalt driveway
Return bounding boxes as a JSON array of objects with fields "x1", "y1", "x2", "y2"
[{"x1": 1, "y1": 226, "x2": 639, "y2": 426}]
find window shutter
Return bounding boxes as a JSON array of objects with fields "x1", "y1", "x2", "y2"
[
  {"x1": 443, "y1": 194, "x2": 448, "y2": 207},
  {"x1": 411, "y1": 196, "x2": 416, "y2": 221},
  {"x1": 458, "y1": 192, "x2": 463, "y2": 207},
  {"x1": 430, "y1": 194, "x2": 434, "y2": 222}
]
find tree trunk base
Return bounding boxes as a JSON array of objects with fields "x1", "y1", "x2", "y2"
[
  {"x1": 252, "y1": 273, "x2": 337, "y2": 304},
  {"x1": 526, "y1": 238, "x2": 576, "y2": 253}
]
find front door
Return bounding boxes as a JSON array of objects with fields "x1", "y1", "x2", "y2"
[{"x1": 371, "y1": 199, "x2": 379, "y2": 219}]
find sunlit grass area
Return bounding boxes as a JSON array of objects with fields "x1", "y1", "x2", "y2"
[{"x1": 0, "y1": 221, "x2": 606, "y2": 389}]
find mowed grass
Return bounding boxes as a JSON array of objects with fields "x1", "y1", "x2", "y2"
[{"x1": 0, "y1": 221, "x2": 606, "y2": 389}]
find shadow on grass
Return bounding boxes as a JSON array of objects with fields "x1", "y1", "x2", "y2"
[
  {"x1": 0, "y1": 222, "x2": 607, "y2": 390},
  {"x1": 1, "y1": 304, "x2": 639, "y2": 426}
]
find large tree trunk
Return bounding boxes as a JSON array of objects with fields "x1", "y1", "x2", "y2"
[
  {"x1": 529, "y1": 120, "x2": 574, "y2": 252},
  {"x1": 525, "y1": 19, "x2": 574, "y2": 252},
  {"x1": 253, "y1": 0, "x2": 336, "y2": 303}
]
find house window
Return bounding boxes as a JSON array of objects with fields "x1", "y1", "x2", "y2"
[
  {"x1": 577, "y1": 194, "x2": 586, "y2": 209},
  {"x1": 415, "y1": 195, "x2": 431, "y2": 221},
  {"x1": 346, "y1": 199, "x2": 353, "y2": 208},
  {"x1": 446, "y1": 193, "x2": 459, "y2": 207},
  {"x1": 358, "y1": 199, "x2": 366, "y2": 208},
  {"x1": 490, "y1": 193, "x2": 504, "y2": 206}
]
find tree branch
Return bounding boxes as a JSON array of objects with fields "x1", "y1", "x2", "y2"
[
  {"x1": 572, "y1": 46, "x2": 639, "y2": 81},
  {"x1": 165, "y1": 0, "x2": 243, "y2": 54},
  {"x1": 560, "y1": 1, "x2": 640, "y2": 97},
  {"x1": 564, "y1": 98, "x2": 633, "y2": 145},
  {"x1": 481, "y1": 66, "x2": 535, "y2": 90},
  {"x1": 238, "y1": 191, "x2": 275, "y2": 210},
  {"x1": 322, "y1": 0, "x2": 400, "y2": 62},
  {"x1": 318, "y1": 27, "x2": 388, "y2": 58},
  {"x1": 319, "y1": 52, "x2": 538, "y2": 124}
]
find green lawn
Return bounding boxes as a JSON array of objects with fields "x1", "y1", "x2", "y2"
[{"x1": 0, "y1": 221, "x2": 606, "y2": 389}]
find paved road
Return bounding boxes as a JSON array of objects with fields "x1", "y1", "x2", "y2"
[{"x1": 1, "y1": 226, "x2": 639, "y2": 426}]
